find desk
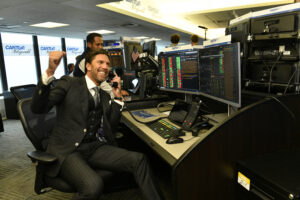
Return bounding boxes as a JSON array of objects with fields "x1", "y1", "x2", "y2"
[
  {"x1": 121, "y1": 95, "x2": 300, "y2": 200},
  {"x1": 122, "y1": 108, "x2": 225, "y2": 166}
]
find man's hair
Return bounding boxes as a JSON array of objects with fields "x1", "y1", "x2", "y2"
[
  {"x1": 190, "y1": 34, "x2": 199, "y2": 43},
  {"x1": 67, "y1": 63, "x2": 74, "y2": 71},
  {"x1": 170, "y1": 33, "x2": 180, "y2": 44},
  {"x1": 86, "y1": 49, "x2": 109, "y2": 64},
  {"x1": 86, "y1": 33, "x2": 102, "y2": 44}
]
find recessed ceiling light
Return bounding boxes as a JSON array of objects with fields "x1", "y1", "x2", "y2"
[
  {"x1": 134, "y1": 36, "x2": 149, "y2": 39},
  {"x1": 0, "y1": 17, "x2": 4, "y2": 20},
  {"x1": 30, "y1": 22, "x2": 69, "y2": 28},
  {"x1": 87, "y1": 30, "x2": 115, "y2": 35},
  {"x1": 144, "y1": 37, "x2": 161, "y2": 42}
]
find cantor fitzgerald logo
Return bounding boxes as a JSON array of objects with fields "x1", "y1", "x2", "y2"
[
  {"x1": 67, "y1": 47, "x2": 82, "y2": 54},
  {"x1": 4, "y1": 44, "x2": 32, "y2": 55}
]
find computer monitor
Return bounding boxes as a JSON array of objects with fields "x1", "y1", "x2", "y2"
[
  {"x1": 143, "y1": 41, "x2": 156, "y2": 57},
  {"x1": 158, "y1": 43, "x2": 241, "y2": 108},
  {"x1": 106, "y1": 48, "x2": 124, "y2": 68},
  {"x1": 158, "y1": 50, "x2": 201, "y2": 95},
  {"x1": 123, "y1": 41, "x2": 143, "y2": 71},
  {"x1": 198, "y1": 43, "x2": 241, "y2": 108}
]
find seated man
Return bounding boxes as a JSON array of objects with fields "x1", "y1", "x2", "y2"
[{"x1": 31, "y1": 49, "x2": 164, "y2": 200}]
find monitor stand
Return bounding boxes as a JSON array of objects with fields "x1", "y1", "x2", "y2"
[
  {"x1": 228, "y1": 105, "x2": 239, "y2": 116},
  {"x1": 184, "y1": 94, "x2": 193, "y2": 104}
]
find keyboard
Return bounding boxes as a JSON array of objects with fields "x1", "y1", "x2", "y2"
[{"x1": 147, "y1": 119, "x2": 179, "y2": 139}]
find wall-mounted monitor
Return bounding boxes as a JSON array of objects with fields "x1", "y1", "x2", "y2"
[
  {"x1": 106, "y1": 48, "x2": 124, "y2": 68},
  {"x1": 123, "y1": 41, "x2": 143, "y2": 71},
  {"x1": 143, "y1": 41, "x2": 156, "y2": 57}
]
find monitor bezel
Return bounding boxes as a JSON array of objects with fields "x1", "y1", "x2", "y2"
[
  {"x1": 197, "y1": 42, "x2": 241, "y2": 108},
  {"x1": 158, "y1": 43, "x2": 241, "y2": 108},
  {"x1": 158, "y1": 50, "x2": 201, "y2": 95}
]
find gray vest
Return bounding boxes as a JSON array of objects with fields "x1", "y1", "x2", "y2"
[{"x1": 82, "y1": 92, "x2": 103, "y2": 142}]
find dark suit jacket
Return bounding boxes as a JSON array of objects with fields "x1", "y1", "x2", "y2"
[{"x1": 31, "y1": 76, "x2": 121, "y2": 177}]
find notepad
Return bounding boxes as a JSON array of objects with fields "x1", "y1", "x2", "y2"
[{"x1": 131, "y1": 110, "x2": 157, "y2": 119}]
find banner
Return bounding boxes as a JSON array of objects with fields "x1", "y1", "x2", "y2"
[
  {"x1": 3, "y1": 44, "x2": 34, "y2": 56},
  {"x1": 66, "y1": 46, "x2": 84, "y2": 56},
  {"x1": 39, "y1": 45, "x2": 62, "y2": 56}
]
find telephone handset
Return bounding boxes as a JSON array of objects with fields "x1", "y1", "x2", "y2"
[
  {"x1": 181, "y1": 102, "x2": 201, "y2": 130},
  {"x1": 107, "y1": 70, "x2": 118, "y2": 88}
]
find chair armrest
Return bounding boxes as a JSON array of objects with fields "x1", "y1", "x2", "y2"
[{"x1": 27, "y1": 151, "x2": 57, "y2": 163}]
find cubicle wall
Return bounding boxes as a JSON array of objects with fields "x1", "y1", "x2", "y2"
[{"x1": 173, "y1": 94, "x2": 300, "y2": 200}]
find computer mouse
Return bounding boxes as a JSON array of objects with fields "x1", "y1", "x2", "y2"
[{"x1": 166, "y1": 136, "x2": 184, "y2": 144}]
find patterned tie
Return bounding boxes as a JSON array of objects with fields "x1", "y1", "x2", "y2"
[{"x1": 92, "y1": 87, "x2": 100, "y2": 108}]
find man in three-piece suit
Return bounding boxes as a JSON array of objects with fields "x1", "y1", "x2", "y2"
[{"x1": 31, "y1": 49, "x2": 164, "y2": 200}]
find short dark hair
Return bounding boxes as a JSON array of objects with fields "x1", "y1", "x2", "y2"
[
  {"x1": 67, "y1": 63, "x2": 74, "y2": 71},
  {"x1": 86, "y1": 49, "x2": 109, "y2": 64},
  {"x1": 190, "y1": 34, "x2": 199, "y2": 43},
  {"x1": 170, "y1": 33, "x2": 180, "y2": 44},
  {"x1": 86, "y1": 33, "x2": 102, "y2": 44}
]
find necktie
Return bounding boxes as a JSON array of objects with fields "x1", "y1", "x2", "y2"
[{"x1": 92, "y1": 87, "x2": 100, "y2": 107}]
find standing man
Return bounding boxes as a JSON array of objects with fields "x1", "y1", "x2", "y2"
[
  {"x1": 73, "y1": 33, "x2": 103, "y2": 77},
  {"x1": 170, "y1": 33, "x2": 180, "y2": 47},
  {"x1": 31, "y1": 49, "x2": 164, "y2": 200},
  {"x1": 190, "y1": 34, "x2": 199, "y2": 46}
]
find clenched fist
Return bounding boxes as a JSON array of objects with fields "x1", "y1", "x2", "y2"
[{"x1": 46, "y1": 51, "x2": 66, "y2": 76}]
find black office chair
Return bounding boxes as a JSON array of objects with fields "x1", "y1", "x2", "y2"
[
  {"x1": 17, "y1": 98, "x2": 136, "y2": 195},
  {"x1": 10, "y1": 84, "x2": 37, "y2": 101}
]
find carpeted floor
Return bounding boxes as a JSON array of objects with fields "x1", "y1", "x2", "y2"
[{"x1": 0, "y1": 119, "x2": 159, "y2": 200}]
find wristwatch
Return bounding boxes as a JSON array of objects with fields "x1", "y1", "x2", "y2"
[{"x1": 114, "y1": 97, "x2": 123, "y2": 101}]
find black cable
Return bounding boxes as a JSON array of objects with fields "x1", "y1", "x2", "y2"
[
  {"x1": 268, "y1": 52, "x2": 282, "y2": 93},
  {"x1": 269, "y1": 96, "x2": 296, "y2": 121},
  {"x1": 283, "y1": 68, "x2": 298, "y2": 95},
  {"x1": 183, "y1": 136, "x2": 199, "y2": 142},
  {"x1": 156, "y1": 102, "x2": 174, "y2": 113}
]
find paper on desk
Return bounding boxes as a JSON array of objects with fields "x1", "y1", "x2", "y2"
[
  {"x1": 131, "y1": 110, "x2": 157, "y2": 119},
  {"x1": 163, "y1": 111, "x2": 171, "y2": 116}
]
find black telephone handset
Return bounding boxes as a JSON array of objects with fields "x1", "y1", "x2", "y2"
[
  {"x1": 107, "y1": 71, "x2": 118, "y2": 88},
  {"x1": 181, "y1": 102, "x2": 201, "y2": 130}
]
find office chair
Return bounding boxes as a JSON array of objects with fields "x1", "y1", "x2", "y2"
[
  {"x1": 17, "y1": 98, "x2": 136, "y2": 195},
  {"x1": 10, "y1": 84, "x2": 37, "y2": 101}
]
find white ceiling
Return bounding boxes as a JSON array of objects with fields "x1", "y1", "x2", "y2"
[{"x1": 0, "y1": 0, "x2": 292, "y2": 46}]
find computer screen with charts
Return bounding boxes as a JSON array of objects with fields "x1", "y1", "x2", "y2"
[
  {"x1": 158, "y1": 43, "x2": 241, "y2": 108},
  {"x1": 158, "y1": 50, "x2": 201, "y2": 95},
  {"x1": 198, "y1": 43, "x2": 241, "y2": 108}
]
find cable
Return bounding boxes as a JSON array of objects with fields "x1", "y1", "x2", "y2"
[
  {"x1": 183, "y1": 136, "x2": 199, "y2": 142},
  {"x1": 269, "y1": 96, "x2": 296, "y2": 121},
  {"x1": 283, "y1": 68, "x2": 298, "y2": 95},
  {"x1": 156, "y1": 102, "x2": 174, "y2": 113},
  {"x1": 268, "y1": 52, "x2": 282, "y2": 93}
]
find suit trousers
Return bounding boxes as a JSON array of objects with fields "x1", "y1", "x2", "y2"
[{"x1": 60, "y1": 142, "x2": 164, "y2": 200}]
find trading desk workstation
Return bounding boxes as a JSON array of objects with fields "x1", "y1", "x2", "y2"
[{"x1": 118, "y1": 39, "x2": 300, "y2": 200}]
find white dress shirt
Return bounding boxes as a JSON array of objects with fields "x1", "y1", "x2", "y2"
[{"x1": 41, "y1": 72, "x2": 124, "y2": 108}]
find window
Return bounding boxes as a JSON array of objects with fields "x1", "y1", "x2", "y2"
[
  {"x1": 1, "y1": 32, "x2": 37, "y2": 89},
  {"x1": 38, "y1": 35, "x2": 65, "y2": 78},
  {"x1": 65, "y1": 38, "x2": 84, "y2": 65}
]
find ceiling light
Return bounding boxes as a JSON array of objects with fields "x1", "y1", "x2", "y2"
[
  {"x1": 134, "y1": 36, "x2": 149, "y2": 39},
  {"x1": 87, "y1": 30, "x2": 115, "y2": 35},
  {"x1": 144, "y1": 37, "x2": 161, "y2": 42},
  {"x1": 0, "y1": 17, "x2": 3, "y2": 20},
  {"x1": 30, "y1": 22, "x2": 69, "y2": 28}
]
